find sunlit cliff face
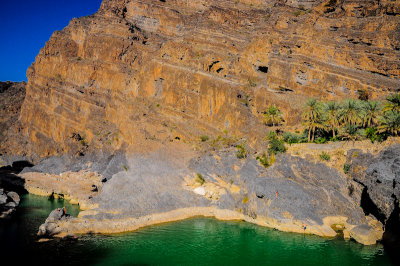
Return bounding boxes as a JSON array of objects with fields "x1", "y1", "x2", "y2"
[{"x1": 18, "y1": 0, "x2": 400, "y2": 156}]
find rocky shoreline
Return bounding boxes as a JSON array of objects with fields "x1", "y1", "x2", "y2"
[
  {"x1": 3, "y1": 142, "x2": 398, "y2": 246},
  {"x1": 0, "y1": 188, "x2": 20, "y2": 218}
]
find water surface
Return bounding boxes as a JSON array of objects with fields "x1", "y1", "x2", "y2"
[{"x1": 0, "y1": 194, "x2": 392, "y2": 265}]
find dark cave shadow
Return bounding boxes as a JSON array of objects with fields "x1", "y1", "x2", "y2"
[{"x1": 0, "y1": 160, "x2": 31, "y2": 193}]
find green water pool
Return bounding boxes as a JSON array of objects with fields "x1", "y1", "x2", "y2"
[{"x1": 0, "y1": 194, "x2": 393, "y2": 265}]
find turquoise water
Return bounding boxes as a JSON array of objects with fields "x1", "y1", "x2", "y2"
[{"x1": 0, "y1": 194, "x2": 393, "y2": 265}]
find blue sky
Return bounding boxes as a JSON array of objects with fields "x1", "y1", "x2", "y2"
[{"x1": 0, "y1": 0, "x2": 102, "y2": 81}]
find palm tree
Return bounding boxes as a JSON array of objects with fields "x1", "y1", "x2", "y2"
[
  {"x1": 362, "y1": 101, "x2": 381, "y2": 128},
  {"x1": 302, "y1": 99, "x2": 323, "y2": 142},
  {"x1": 339, "y1": 99, "x2": 362, "y2": 126},
  {"x1": 264, "y1": 105, "x2": 283, "y2": 127},
  {"x1": 378, "y1": 110, "x2": 400, "y2": 136},
  {"x1": 324, "y1": 101, "x2": 340, "y2": 138},
  {"x1": 383, "y1": 93, "x2": 400, "y2": 113},
  {"x1": 341, "y1": 124, "x2": 360, "y2": 144}
]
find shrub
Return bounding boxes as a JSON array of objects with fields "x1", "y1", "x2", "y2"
[
  {"x1": 282, "y1": 132, "x2": 307, "y2": 144},
  {"x1": 268, "y1": 138, "x2": 286, "y2": 155},
  {"x1": 200, "y1": 135, "x2": 209, "y2": 142},
  {"x1": 365, "y1": 128, "x2": 378, "y2": 143},
  {"x1": 319, "y1": 152, "x2": 330, "y2": 161},
  {"x1": 236, "y1": 143, "x2": 247, "y2": 159},
  {"x1": 283, "y1": 132, "x2": 298, "y2": 144},
  {"x1": 195, "y1": 173, "x2": 205, "y2": 185},
  {"x1": 315, "y1": 137, "x2": 327, "y2": 144},
  {"x1": 256, "y1": 153, "x2": 269, "y2": 168},
  {"x1": 343, "y1": 164, "x2": 351, "y2": 174},
  {"x1": 122, "y1": 165, "x2": 128, "y2": 171}
]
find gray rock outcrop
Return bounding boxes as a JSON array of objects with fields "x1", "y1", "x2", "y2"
[
  {"x1": 38, "y1": 207, "x2": 72, "y2": 237},
  {"x1": 0, "y1": 187, "x2": 20, "y2": 218},
  {"x1": 347, "y1": 144, "x2": 400, "y2": 249}
]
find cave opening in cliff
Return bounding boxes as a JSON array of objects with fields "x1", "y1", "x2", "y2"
[
  {"x1": 360, "y1": 187, "x2": 387, "y2": 224},
  {"x1": 257, "y1": 66, "x2": 268, "y2": 73},
  {"x1": 208, "y1": 61, "x2": 220, "y2": 72}
]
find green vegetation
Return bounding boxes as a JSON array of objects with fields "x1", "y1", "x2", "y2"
[
  {"x1": 195, "y1": 173, "x2": 205, "y2": 185},
  {"x1": 256, "y1": 153, "x2": 269, "y2": 168},
  {"x1": 319, "y1": 152, "x2": 330, "y2": 161},
  {"x1": 297, "y1": 94, "x2": 400, "y2": 144},
  {"x1": 343, "y1": 164, "x2": 351, "y2": 174},
  {"x1": 315, "y1": 137, "x2": 327, "y2": 144},
  {"x1": 200, "y1": 135, "x2": 209, "y2": 142},
  {"x1": 264, "y1": 105, "x2": 284, "y2": 127},
  {"x1": 303, "y1": 98, "x2": 324, "y2": 142},
  {"x1": 282, "y1": 132, "x2": 307, "y2": 144},
  {"x1": 324, "y1": 101, "x2": 340, "y2": 139},
  {"x1": 378, "y1": 110, "x2": 400, "y2": 136},
  {"x1": 266, "y1": 132, "x2": 286, "y2": 155},
  {"x1": 211, "y1": 134, "x2": 239, "y2": 149},
  {"x1": 236, "y1": 143, "x2": 248, "y2": 159},
  {"x1": 122, "y1": 165, "x2": 128, "y2": 171},
  {"x1": 383, "y1": 94, "x2": 400, "y2": 113}
]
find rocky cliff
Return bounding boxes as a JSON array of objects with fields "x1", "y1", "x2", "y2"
[
  {"x1": 10, "y1": 0, "x2": 399, "y2": 157},
  {"x1": 0, "y1": 81, "x2": 25, "y2": 156},
  {"x1": 346, "y1": 145, "x2": 400, "y2": 252}
]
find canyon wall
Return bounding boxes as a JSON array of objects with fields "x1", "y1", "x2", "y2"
[{"x1": 16, "y1": 0, "x2": 400, "y2": 156}]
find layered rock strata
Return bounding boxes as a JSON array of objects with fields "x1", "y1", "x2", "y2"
[{"x1": 16, "y1": 0, "x2": 400, "y2": 157}]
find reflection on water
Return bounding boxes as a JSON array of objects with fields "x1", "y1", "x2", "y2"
[{"x1": 0, "y1": 194, "x2": 393, "y2": 265}]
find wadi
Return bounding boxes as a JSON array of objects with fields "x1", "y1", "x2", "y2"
[{"x1": 1, "y1": 0, "x2": 399, "y2": 263}]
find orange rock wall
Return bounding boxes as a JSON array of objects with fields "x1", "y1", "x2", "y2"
[{"x1": 19, "y1": 0, "x2": 400, "y2": 155}]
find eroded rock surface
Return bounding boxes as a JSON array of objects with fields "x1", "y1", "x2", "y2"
[
  {"x1": 38, "y1": 207, "x2": 73, "y2": 237},
  {"x1": 0, "y1": 81, "x2": 26, "y2": 156},
  {"x1": 12, "y1": 0, "x2": 400, "y2": 157},
  {"x1": 32, "y1": 144, "x2": 384, "y2": 245},
  {"x1": 347, "y1": 144, "x2": 400, "y2": 248}
]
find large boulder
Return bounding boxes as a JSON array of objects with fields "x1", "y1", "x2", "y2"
[
  {"x1": 0, "y1": 187, "x2": 20, "y2": 218},
  {"x1": 38, "y1": 207, "x2": 73, "y2": 237}
]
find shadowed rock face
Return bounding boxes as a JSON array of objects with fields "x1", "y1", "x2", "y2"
[
  {"x1": 346, "y1": 145, "x2": 400, "y2": 251},
  {"x1": 347, "y1": 145, "x2": 400, "y2": 225},
  {"x1": 15, "y1": 0, "x2": 399, "y2": 157}
]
